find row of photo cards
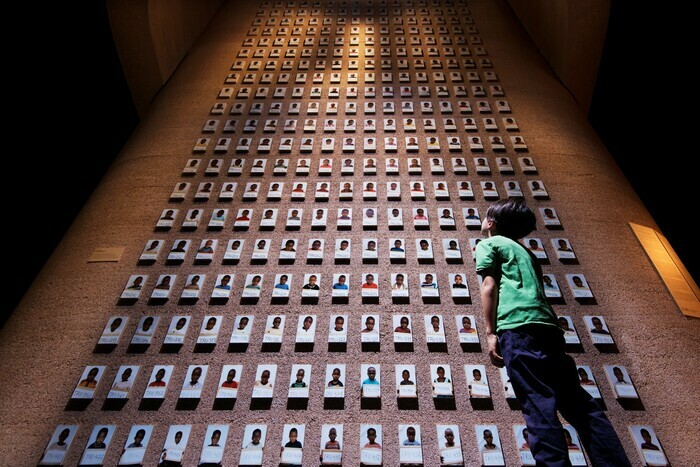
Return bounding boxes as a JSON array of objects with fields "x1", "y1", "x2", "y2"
[{"x1": 40, "y1": 422, "x2": 668, "y2": 466}]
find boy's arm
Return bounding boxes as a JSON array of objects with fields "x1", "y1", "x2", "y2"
[{"x1": 479, "y1": 270, "x2": 504, "y2": 367}]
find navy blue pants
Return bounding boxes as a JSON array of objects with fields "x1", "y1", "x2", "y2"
[{"x1": 499, "y1": 326, "x2": 632, "y2": 467}]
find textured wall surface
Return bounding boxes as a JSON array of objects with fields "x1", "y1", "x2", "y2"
[{"x1": 0, "y1": 0, "x2": 698, "y2": 465}]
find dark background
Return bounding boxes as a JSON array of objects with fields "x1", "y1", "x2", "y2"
[{"x1": 3, "y1": 1, "x2": 695, "y2": 327}]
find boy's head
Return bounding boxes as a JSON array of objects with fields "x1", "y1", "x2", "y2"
[{"x1": 484, "y1": 199, "x2": 536, "y2": 240}]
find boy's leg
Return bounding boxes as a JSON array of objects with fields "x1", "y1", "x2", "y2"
[
  {"x1": 554, "y1": 354, "x2": 632, "y2": 467},
  {"x1": 499, "y1": 328, "x2": 572, "y2": 467}
]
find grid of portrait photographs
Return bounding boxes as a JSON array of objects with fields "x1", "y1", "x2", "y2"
[{"x1": 40, "y1": 0, "x2": 664, "y2": 465}]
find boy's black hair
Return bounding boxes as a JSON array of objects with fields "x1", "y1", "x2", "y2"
[{"x1": 485, "y1": 199, "x2": 536, "y2": 240}]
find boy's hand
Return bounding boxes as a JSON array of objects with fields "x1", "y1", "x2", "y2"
[{"x1": 487, "y1": 333, "x2": 504, "y2": 367}]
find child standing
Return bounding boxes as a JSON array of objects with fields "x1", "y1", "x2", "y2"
[{"x1": 476, "y1": 199, "x2": 630, "y2": 466}]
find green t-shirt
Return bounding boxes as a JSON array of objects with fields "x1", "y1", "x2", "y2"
[{"x1": 475, "y1": 235, "x2": 558, "y2": 332}]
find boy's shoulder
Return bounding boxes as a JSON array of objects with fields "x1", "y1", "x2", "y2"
[{"x1": 480, "y1": 235, "x2": 519, "y2": 249}]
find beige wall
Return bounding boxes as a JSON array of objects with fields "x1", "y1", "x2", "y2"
[
  {"x1": 107, "y1": 0, "x2": 223, "y2": 116},
  {"x1": 506, "y1": 0, "x2": 610, "y2": 113}
]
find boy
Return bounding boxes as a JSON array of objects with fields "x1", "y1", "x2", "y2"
[{"x1": 476, "y1": 199, "x2": 630, "y2": 466}]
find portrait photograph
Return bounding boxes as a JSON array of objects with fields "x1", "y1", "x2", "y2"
[
  {"x1": 263, "y1": 315, "x2": 285, "y2": 344},
  {"x1": 449, "y1": 273, "x2": 471, "y2": 297},
  {"x1": 181, "y1": 273, "x2": 204, "y2": 299},
  {"x1": 131, "y1": 315, "x2": 159, "y2": 345},
  {"x1": 528, "y1": 180, "x2": 549, "y2": 198},
  {"x1": 252, "y1": 364, "x2": 277, "y2": 399},
  {"x1": 118, "y1": 425, "x2": 153, "y2": 466},
  {"x1": 179, "y1": 364, "x2": 209, "y2": 399},
  {"x1": 465, "y1": 365, "x2": 491, "y2": 399},
  {"x1": 229, "y1": 315, "x2": 252, "y2": 344},
  {"x1": 353, "y1": 313, "x2": 378, "y2": 344},
  {"x1": 384, "y1": 159, "x2": 399, "y2": 178},
  {"x1": 457, "y1": 180, "x2": 474, "y2": 199},
  {"x1": 628, "y1": 425, "x2": 669, "y2": 467},
  {"x1": 359, "y1": 424, "x2": 383, "y2": 466},
  {"x1": 562, "y1": 425, "x2": 587, "y2": 466},
  {"x1": 398, "y1": 424, "x2": 423, "y2": 464},
  {"x1": 143, "y1": 365, "x2": 174, "y2": 399},
  {"x1": 556, "y1": 315, "x2": 580, "y2": 344},
  {"x1": 424, "y1": 314, "x2": 446, "y2": 343},
  {"x1": 474, "y1": 424, "x2": 504, "y2": 466},
  {"x1": 164, "y1": 315, "x2": 190, "y2": 345},
  {"x1": 288, "y1": 364, "x2": 312, "y2": 399},
  {"x1": 362, "y1": 181, "x2": 378, "y2": 200},
  {"x1": 72, "y1": 366, "x2": 105, "y2": 399},
  {"x1": 354, "y1": 364, "x2": 382, "y2": 402},
  {"x1": 243, "y1": 181, "x2": 261, "y2": 199},
  {"x1": 167, "y1": 239, "x2": 190, "y2": 262},
  {"x1": 330, "y1": 273, "x2": 350, "y2": 297},
  {"x1": 242, "y1": 273, "x2": 264, "y2": 298},
  {"x1": 197, "y1": 315, "x2": 222, "y2": 344},
  {"x1": 320, "y1": 424, "x2": 344, "y2": 465},
  {"x1": 328, "y1": 314, "x2": 349, "y2": 343},
  {"x1": 522, "y1": 237, "x2": 547, "y2": 260},
  {"x1": 160, "y1": 425, "x2": 192, "y2": 465},
  {"x1": 183, "y1": 158, "x2": 200, "y2": 174},
  {"x1": 583, "y1": 315, "x2": 614, "y2": 344},
  {"x1": 198, "y1": 425, "x2": 229, "y2": 465},
  {"x1": 251, "y1": 238, "x2": 271, "y2": 261},
  {"x1": 604, "y1": 365, "x2": 638, "y2": 399},
  {"x1": 412, "y1": 207, "x2": 430, "y2": 228},
  {"x1": 121, "y1": 274, "x2": 147, "y2": 300},
  {"x1": 395, "y1": 364, "x2": 417, "y2": 399},
  {"x1": 504, "y1": 180, "x2": 524, "y2": 198},
  {"x1": 513, "y1": 424, "x2": 534, "y2": 465},
  {"x1": 361, "y1": 273, "x2": 379, "y2": 297},
  {"x1": 408, "y1": 157, "x2": 422, "y2": 174},
  {"x1": 98, "y1": 316, "x2": 127, "y2": 345},
  {"x1": 196, "y1": 238, "x2": 218, "y2": 261},
  {"x1": 216, "y1": 365, "x2": 243, "y2": 399},
  {"x1": 518, "y1": 156, "x2": 537, "y2": 173},
  {"x1": 280, "y1": 424, "x2": 306, "y2": 465},
  {"x1": 79, "y1": 425, "x2": 116, "y2": 466},
  {"x1": 431, "y1": 364, "x2": 454, "y2": 398},
  {"x1": 139, "y1": 239, "x2": 163, "y2": 262},
  {"x1": 442, "y1": 238, "x2": 462, "y2": 261},
  {"x1": 107, "y1": 365, "x2": 139, "y2": 400},
  {"x1": 341, "y1": 157, "x2": 355, "y2": 175},
  {"x1": 211, "y1": 273, "x2": 234, "y2": 299},
  {"x1": 552, "y1": 238, "x2": 576, "y2": 260},
  {"x1": 393, "y1": 315, "x2": 413, "y2": 343},
  {"x1": 480, "y1": 180, "x2": 499, "y2": 200},
  {"x1": 575, "y1": 365, "x2": 601, "y2": 399},
  {"x1": 542, "y1": 273, "x2": 562, "y2": 298},
  {"x1": 434, "y1": 181, "x2": 450, "y2": 199},
  {"x1": 539, "y1": 206, "x2": 562, "y2": 228},
  {"x1": 227, "y1": 158, "x2": 244, "y2": 176},
  {"x1": 205, "y1": 159, "x2": 223, "y2": 176},
  {"x1": 324, "y1": 364, "x2": 346, "y2": 398},
  {"x1": 436, "y1": 424, "x2": 463, "y2": 465},
  {"x1": 419, "y1": 272, "x2": 439, "y2": 297},
  {"x1": 566, "y1": 274, "x2": 593, "y2": 298},
  {"x1": 156, "y1": 208, "x2": 177, "y2": 229},
  {"x1": 170, "y1": 181, "x2": 190, "y2": 201},
  {"x1": 39, "y1": 425, "x2": 79, "y2": 466},
  {"x1": 233, "y1": 208, "x2": 252, "y2": 228},
  {"x1": 496, "y1": 156, "x2": 513, "y2": 173}
]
